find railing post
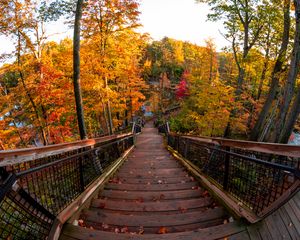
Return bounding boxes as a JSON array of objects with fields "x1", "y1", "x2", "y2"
[
  {"x1": 166, "y1": 122, "x2": 170, "y2": 134},
  {"x1": 131, "y1": 122, "x2": 136, "y2": 134},
  {"x1": 223, "y1": 146, "x2": 230, "y2": 191}
]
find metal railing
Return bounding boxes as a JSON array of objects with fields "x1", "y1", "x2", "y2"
[
  {"x1": 164, "y1": 124, "x2": 300, "y2": 222},
  {"x1": 0, "y1": 133, "x2": 134, "y2": 239}
]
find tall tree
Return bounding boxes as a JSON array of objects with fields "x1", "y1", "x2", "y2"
[
  {"x1": 196, "y1": 0, "x2": 266, "y2": 95},
  {"x1": 274, "y1": 0, "x2": 300, "y2": 143},
  {"x1": 81, "y1": 0, "x2": 141, "y2": 134},
  {"x1": 73, "y1": 0, "x2": 87, "y2": 139},
  {"x1": 250, "y1": 0, "x2": 291, "y2": 141}
]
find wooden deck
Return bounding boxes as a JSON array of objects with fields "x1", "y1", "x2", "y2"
[
  {"x1": 60, "y1": 123, "x2": 300, "y2": 240},
  {"x1": 245, "y1": 191, "x2": 300, "y2": 240}
]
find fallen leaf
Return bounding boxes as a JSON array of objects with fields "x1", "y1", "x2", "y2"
[
  {"x1": 158, "y1": 227, "x2": 168, "y2": 234},
  {"x1": 121, "y1": 226, "x2": 129, "y2": 233},
  {"x1": 90, "y1": 226, "x2": 94, "y2": 230},
  {"x1": 152, "y1": 197, "x2": 158, "y2": 201},
  {"x1": 202, "y1": 190, "x2": 209, "y2": 197},
  {"x1": 102, "y1": 223, "x2": 109, "y2": 229},
  {"x1": 178, "y1": 207, "x2": 187, "y2": 213},
  {"x1": 78, "y1": 219, "x2": 85, "y2": 227},
  {"x1": 181, "y1": 180, "x2": 186, "y2": 183},
  {"x1": 192, "y1": 186, "x2": 200, "y2": 190},
  {"x1": 138, "y1": 226, "x2": 144, "y2": 234},
  {"x1": 160, "y1": 194, "x2": 165, "y2": 200},
  {"x1": 190, "y1": 176, "x2": 195, "y2": 181},
  {"x1": 115, "y1": 228, "x2": 120, "y2": 233},
  {"x1": 73, "y1": 220, "x2": 78, "y2": 226},
  {"x1": 109, "y1": 177, "x2": 121, "y2": 184},
  {"x1": 157, "y1": 180, "x2": 163, "y2": 184},
  {"x1": 223, "y1": 219, "x2": 228, "y2": 224}
]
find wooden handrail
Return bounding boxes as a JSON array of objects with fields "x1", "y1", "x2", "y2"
[
  {"x1": 166, "y1": 132, "x2": 300, "y2": 223},
  {"x1": 0, "y1": 133, "x2": 132, "y2": 166},
  {"x1": 169, "y1": 133, "x2": 300, "y2": 158}
]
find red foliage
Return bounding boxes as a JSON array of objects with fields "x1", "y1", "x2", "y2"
[{"x1": 176, "y1": 71, "x2": 189, "y2": 100}]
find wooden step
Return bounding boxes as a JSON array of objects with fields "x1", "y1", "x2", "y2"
[
  {"x1": 81, "y1": 207, "x2": 225, "y2": 227},
  {"x1": 116, "y1": 171, "x2": 187, "y2": 178},
  {"x1": 60, "y1": 222, "x2": 246, "y2": 240},
  {"x1": 117, "y1": 177, "x2": 193, "y2": 184},
  {"x1": 91, "y1": 197, "x2": 213, "y2": 211},
  {"x1": 120, "y1": 165, "x2": 182, "y2": 170},
  {"x1": 117, "y1": 168, "x2": 185, "y2": 176},
  {"x1": 105, "y1": 182, "x2": 199, "y2": 191},
  {"x1": 100, "y1": 189, "x2": 204, "y2": 200}
]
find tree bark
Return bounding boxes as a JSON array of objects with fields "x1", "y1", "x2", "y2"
[
  {"x1": 249, "y1": 0, "x2": 290, "y2": 141},
  {"x1": 73, "y1": 0, "x2": 88, "y2": 140},
  {"x1": 280, "y1": 88, "x2": 300, "y2": 143},
  {"x1": 278, "y1": 0, "x2": 300, "y2": 143},
  {"x1": 104, "y1": 76, "x2": 113, "y2": 135}
]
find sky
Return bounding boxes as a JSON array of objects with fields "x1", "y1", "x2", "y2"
[
  {"x1": 138, "y1": 0, "x2": 226, "y2": 49},
  {"x1": 0, "y1": 0, "x2": 227, "y2": 60}
]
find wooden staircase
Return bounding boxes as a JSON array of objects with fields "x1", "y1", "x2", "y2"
[{"x1": 60, "y1": 123, "x2": 246, "y2": 239}]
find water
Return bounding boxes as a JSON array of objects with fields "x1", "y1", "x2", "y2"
[{"x1": 288, "y1": 132, "x2": 300, "y2": 145}]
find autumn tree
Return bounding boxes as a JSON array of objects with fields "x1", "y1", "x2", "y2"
[{"x1": 81, "y1": 0, "x2": 141, "y2": 134}]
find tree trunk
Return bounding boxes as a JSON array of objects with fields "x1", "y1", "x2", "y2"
[
  {"x1": 249, "y1": 0, "x2": 290, "y2": 141},
  {"x1": 273, "y1": 0, "x2": 300, "y2": 142},
  {"x1": 278, "y1": 0, "x2": 300, "y2": 143},
  {"x1": 17, "y1": 31, "x2": 48, "y2": 145},
  {"x1": 104, "y1": 76, "x2": 113, "y2": 135},
  {"x1": 280, "y1": 88, "x2": 300, "y2": 143},
  {"x1": 73, "y1": 0, "x2": 87, "y2": 140}
]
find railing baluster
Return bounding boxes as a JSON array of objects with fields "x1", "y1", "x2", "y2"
[{"x1": 223, "y1": 146, "x2": 230, "y2": 191}]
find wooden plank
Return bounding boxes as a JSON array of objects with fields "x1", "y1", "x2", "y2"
[
  {"x1": 264, "y1": 213, "x2": 289, "y2": 240},
  {"x1": 268, "y1": 210, "x2": 292, "y2": 240},
  {"x1": 61, "y1": 221, "x2": 245, "y2": 240},
  {"x1": 246, "y1": 224, "x2": 262, "y2": 240},
  {"x1": 59, "y1": 234, "x2": 78, "y2": 240},
  {"x1": 105, "y1": 182, "x2": 198, "y2": 191},
  {"x1": 283, "y1": 202, "x2": 300, "y2": 236},
  {"x1": 228, "y1": 230, "x2": 250, "y2": 240},
  {"x1": 119, "y1": 176, "x2": 192, "y2": 184},
  {"x1": 288, "y1": 199, "x2": 300, "y2": 222},
  {"x1": 91, "y1": 197, "x2": 212, "y2": 212},
  {"x1": 100, "y1": 189, "x2": 203, "y2": 200},
  {"x1": 179, "y1": 134, "x2": 300, "y2": 158},
  {"x1": 117, "y1": 168, "x2": 185, "y2": 176},
  {"x1": 84, "y1": 218, "x2": 225, "y2": 234},
  {"x1": 277, "y1": 208, "x2": 300, "y2": 239},
  {"x1": 0, "y1": 133, "x2": 131, "y2": 165},
  {"x1": 82, "y1": 207, "x2": 225, "y2": 227},
  {"x1": 257, "y1": 220, "x2": 273, "y2": 240}
]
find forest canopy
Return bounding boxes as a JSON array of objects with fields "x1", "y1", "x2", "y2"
[{"x1": 1, "y1": 0, "x2": 300, "y2": 149}]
